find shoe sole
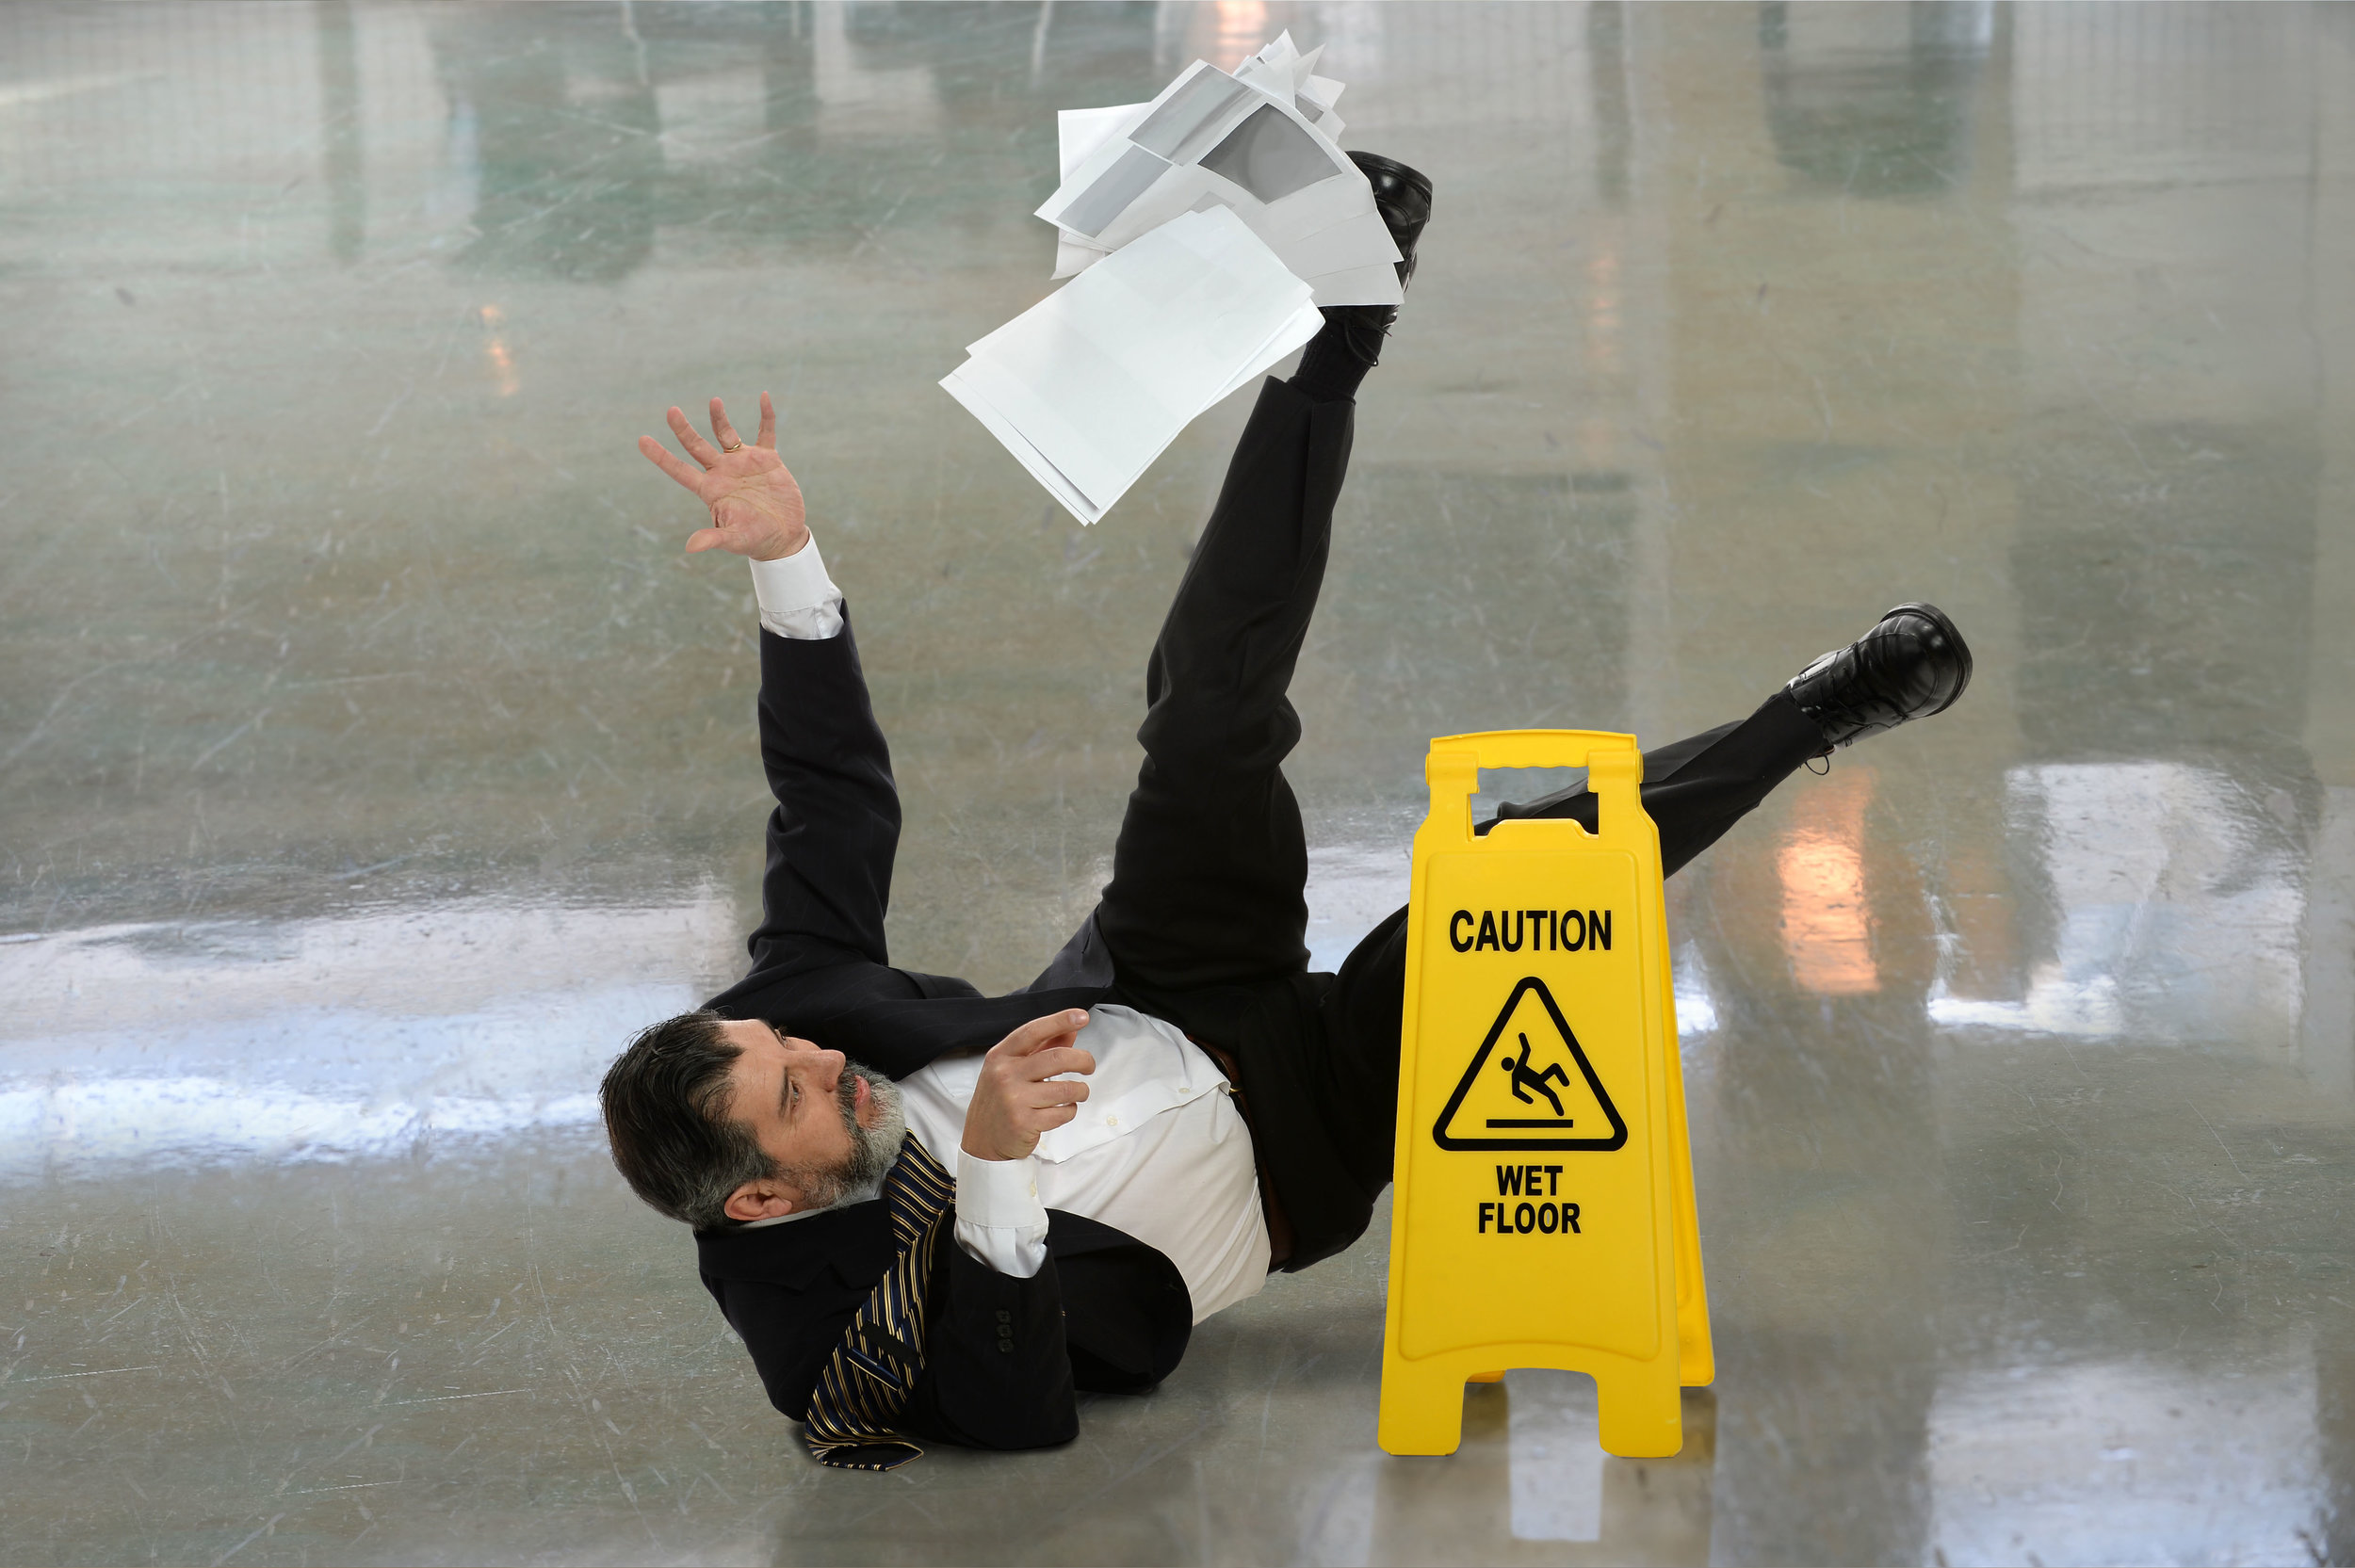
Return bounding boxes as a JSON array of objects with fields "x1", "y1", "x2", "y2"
[{"x1": 1881, "y1": 601, "x2": 1973, "y2": 718}]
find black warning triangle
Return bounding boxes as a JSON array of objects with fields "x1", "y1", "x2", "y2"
[{"x1": 1432, "y1": 976, "x2": 1629, "y2": 1153}]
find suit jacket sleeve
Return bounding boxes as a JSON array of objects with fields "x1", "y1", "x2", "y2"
[
  {"x1": 891, "y1": 1213, "x2": 1194, "y2": 1452},
  {"x1": 735, "y1": 609, "x2": 901, "y2": 977}
]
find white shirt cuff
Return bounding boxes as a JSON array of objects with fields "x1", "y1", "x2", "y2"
[
  {"x1": 953, "y1": 1148, "x2": 1048, "y2": 1279},
  {"x1": 749, "y1": 538, "x2": 845, "y2": 640}
]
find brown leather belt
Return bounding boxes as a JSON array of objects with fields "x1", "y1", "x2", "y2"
[{"x1": 1192, "y1": 1038, "x2": 1295, "y2": 1270}]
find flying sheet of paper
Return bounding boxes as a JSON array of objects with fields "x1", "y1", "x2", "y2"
[
  {"x1": 1051, "y1": 102, "x2": 1150, "y2": 280},
  {"x1": 942, "y1": 206, "x2": 1323, "y2": 525},
  {"x1": 1236, "y1": 32, "x2": 1347, "y2": 136},
  {"x1": 1038, "y1": 33, "x2": 1396, "y2": 307}
]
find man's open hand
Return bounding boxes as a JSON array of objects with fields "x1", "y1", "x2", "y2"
[
  {"x1": 963, "y1": 1010, "x2": 1096, "y2": 1162},
  {"x1": 638, "y1": 394, "x2": 809, "y2": 562}
]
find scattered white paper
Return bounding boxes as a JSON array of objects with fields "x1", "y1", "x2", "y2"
[
  {"x1": 1050, "y1": 102, "x2": 1147, "y2": 279},
  {"x1": 942, "y1": 206, "x2": 1322, "y2": 525},
  {"x1": 1037, "y1": 32, "x2": 1397, "y2": 306},
  {"x1": 945, "y1": 32, "x2": 1397, "y2": 525}
]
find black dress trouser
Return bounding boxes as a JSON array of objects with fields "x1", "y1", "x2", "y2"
[{"x1": 1094, "y1": 378, "x2": 1827, "y2": 1269}]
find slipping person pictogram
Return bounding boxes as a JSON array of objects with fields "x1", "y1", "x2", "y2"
[
  {"x1": 599, "y1": 151, "x2": 1975, "y2": 1468},
  {"x1": 1501, "y1": 1032, "x2": 1571, "y2": 1118},
  {"x1": 1434, "y1": 976, "x2": 1628, "y2": 1152}
]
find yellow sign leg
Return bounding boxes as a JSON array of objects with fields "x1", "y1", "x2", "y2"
[
  {"x1": 1663, "y1": 966, "x2": 1715, "y2": 1387},
  {"x1": 1595, "y1": 1359, "x2": 1686, "y2": 1456},
  {"x1": 1377, "y1": 1358, "x2": 1480, "y2": 1456}
]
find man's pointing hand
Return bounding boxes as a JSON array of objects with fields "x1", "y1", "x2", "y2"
[
  {"x1": 964, "y1": 1010, "x2": 1096, "y2": 1162},
  {"x1": 638, "y1": 393, "x2": 809, "y2": 562}
]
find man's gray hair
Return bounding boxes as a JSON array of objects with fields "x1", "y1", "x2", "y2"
[{"x1": 600, "y1": 1010, "x2": 776, "y2": 1231}]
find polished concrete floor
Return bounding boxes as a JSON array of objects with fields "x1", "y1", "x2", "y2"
[{"x1": 3, "y1": 2, "x2": 2352, "y2": 1563}]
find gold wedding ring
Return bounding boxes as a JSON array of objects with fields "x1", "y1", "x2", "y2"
[{"x1": 721, "y1": 440, "x2": 744, "y2": 452}]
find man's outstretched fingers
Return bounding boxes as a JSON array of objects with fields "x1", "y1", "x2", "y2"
[
  {"x1": 666, "y1": 405, "x2": 722, "y2": 468},
  {"x1": 755, "y1": 392, "x2": 777, "y2": 449},
  {"x1": 708, "y1": 396, "x2": 744, "y2": 453},
  {"x1": 639, "y1": 434, "x2": 706, "y2": 492}
]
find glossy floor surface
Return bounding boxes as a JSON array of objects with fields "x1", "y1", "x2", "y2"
[{"x1": 5, "y1": 3, "x2": 2353, "y2": 1563}]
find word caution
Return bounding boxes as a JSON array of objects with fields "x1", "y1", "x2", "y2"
[{"x1": 1448, "y1": 907, "x2": 1612, "y2": 953}]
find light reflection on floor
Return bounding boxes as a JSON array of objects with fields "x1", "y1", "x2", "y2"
[
  {"x1": 1925, "y1": 762, "x2": 2313, "y2": 1046},
  {"x1": 0, "y1": 897, "x2": 728, "y2": 1177},
  {"x1": 1776, "y1": 768, "x2": 1879, "y2": 997}
]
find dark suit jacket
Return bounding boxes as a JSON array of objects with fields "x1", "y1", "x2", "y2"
[
  {"x1": 694, "y1": 616, "x2": 1192, "y2": 1452},
  {"x1": 698, "y1": 1203, "x2": 1191, "y2": 1447},
  {"x1": 694, "y1": 614, "x2": 1393, "y2": 1449}
]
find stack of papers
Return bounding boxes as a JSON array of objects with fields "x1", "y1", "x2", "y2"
[
  {"x1": 1040, "y1": 33, "x2": 1401, "y2": 308},
  {"x1": 941, "y1": 206, "x2": 1323, "y2": 525},
  {"x1": 941, "y1": 32, "x2": 1395, "y2": 525}
]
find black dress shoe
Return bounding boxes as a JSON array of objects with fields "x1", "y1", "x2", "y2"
[
  {"x1": 1783, "y1": 603, "x2": 1973, "y2": 752},
  {"x1": 1348, "y1": 151, "x2": 1433, "y2": 288},
  {"x1": 1311, "y1": 153, "x2": 1435, "y2": 372}
]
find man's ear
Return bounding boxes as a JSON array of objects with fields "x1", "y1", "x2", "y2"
[{"x1": 723, "y1": 1176, "x2": 800, "y2": 1223}]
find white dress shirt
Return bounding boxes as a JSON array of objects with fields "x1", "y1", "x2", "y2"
[{"x1": 747, "y1": 541, "x2": 1272, "y2": 1325}]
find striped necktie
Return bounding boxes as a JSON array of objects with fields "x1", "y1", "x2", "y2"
[{"x1": 801, "y1": 1133, "x2": 955, "y2": 1471}]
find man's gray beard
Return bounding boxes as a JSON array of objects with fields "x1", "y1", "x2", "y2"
[{"x1": 784, "y1": 1061, "x2": 906, "y2": 1212}]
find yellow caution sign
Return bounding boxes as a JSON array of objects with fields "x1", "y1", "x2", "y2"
[{"x1": 1379, "y1": 731, "x2": 1713, "y2": 1459}]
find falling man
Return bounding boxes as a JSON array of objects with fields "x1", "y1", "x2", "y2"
[{"x1": 599, "y1": 154, "x2": 1973, "y2": 1469}]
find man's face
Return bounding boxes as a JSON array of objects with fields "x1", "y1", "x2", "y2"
[{"x1": 716, "y1": 1019, "x2": 895, "y2": 1220}]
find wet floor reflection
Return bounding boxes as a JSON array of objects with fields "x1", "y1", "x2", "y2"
[
  {"x1": 0, "y1": 896, "x2": 728, "y2": 1177},
  {"x1": 1760, "y1": 0, "x2": 1995, "y2": 199},
  {"x1": 3, "y1": 2, "x2": 2352, "y2": 1563},
  {"x1": 1930, "y1": 761, "x2": 2311, "y2": 1043}
]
